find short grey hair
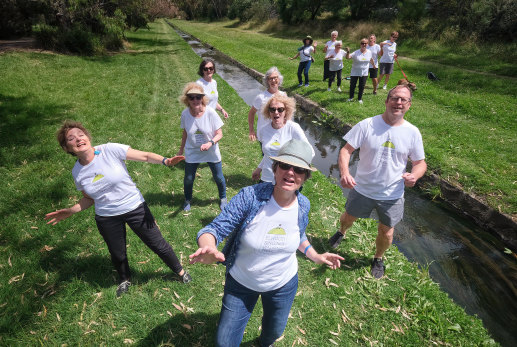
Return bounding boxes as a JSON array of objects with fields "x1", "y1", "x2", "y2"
[
  {"x1": 263, "y1": 66, "x2": 284, "y2": 88},
  {"x1": 331, "y1": 30, "x2": 338, "y2": 36}
]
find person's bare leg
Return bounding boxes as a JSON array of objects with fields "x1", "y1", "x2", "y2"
[
  {"x1": 372, "y1": 77, "x2": 378, "y2": 93},
  {"x1": 374, "y1": 223, "x2": 394, "y2": 258},
  {"x1": 339, "y1": 211, "x2": 358, "y2": 237}
]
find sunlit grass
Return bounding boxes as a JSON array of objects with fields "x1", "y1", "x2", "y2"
[
  {"x1": 0, "y1": 19, "x2": 496, "y2": 345},
  {"x1": 171, "y1": 19, "x2": 517, "y2": 216}
]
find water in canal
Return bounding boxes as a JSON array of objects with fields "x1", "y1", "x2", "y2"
[{"x1": 174, "y1": 28, "x2": 517, "y2": 346}]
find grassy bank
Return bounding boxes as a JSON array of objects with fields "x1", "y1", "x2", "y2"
[
  {"x1": 171, "y1": 19, "x2": 517, "y2": 217},
  {"x1": 0, "y1": 20, "x2": 495, "y2": 345}
]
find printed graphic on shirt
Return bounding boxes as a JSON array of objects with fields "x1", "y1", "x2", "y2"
[
  {"x1": 92, "y1": 174, "x2": 104, "y2": 183},
  {"x1": 271, "y1": 140, "x2": 281, "y2": 146},
  {"x1": 194, "y1": 129, "x2": 206, "y2": 145},
  {"x1": 379, "y1": 138, "x2": 394, "y2": 167},
  {"x1": 262, "y1": 224, "x2": 287, "y2": 253}
]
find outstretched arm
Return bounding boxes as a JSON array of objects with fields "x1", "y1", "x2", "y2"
[
  {"x1": 189, "y1": 233, "x2": 225, "y2": 265},
  {"x1": 298, "y1": 240, "x2": 344, "y2": 270},
  {"x1": 126, "y1": 148, "x2": 175, "y2": 165},
  {"x1": 45, "y1": 191, "x2": 94, "y2": 225}
]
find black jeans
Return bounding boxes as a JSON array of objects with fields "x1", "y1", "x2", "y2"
[
  {"x1": 328, "y1": 69, "x2": 342, "y2": 88},
  {"x1": 323, "y1": 59, "x2": 330, "y2": 80},
  {"x1": 349, "y1": 76, "x2": 368, "y2": 100},
  {"x1": 95, "y1": 202, "x2": 183, "y2": 282}
]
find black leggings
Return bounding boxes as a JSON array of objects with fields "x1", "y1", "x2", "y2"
[
  {"x1": 328, "y1": 69, "x2": 342, "y2": 88},
  {"x1": 95, "y1": 202, "x2": 183, "y2": 282},
  {"x1": 349, "y1": 76, "x2": 368, "y2": 100}
]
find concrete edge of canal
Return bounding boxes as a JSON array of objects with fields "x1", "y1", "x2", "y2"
[{"x1": 166, "y1": 20, "x2": 517, "y2": 254}]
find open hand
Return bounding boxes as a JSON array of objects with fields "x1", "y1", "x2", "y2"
[{"x1": 189, "y1": 246, "x2": 225, "y2": 265}]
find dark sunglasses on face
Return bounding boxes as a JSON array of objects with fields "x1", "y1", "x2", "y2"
[
  {"x1": 269, "y1": 107, "x2": 285, "y2": 113},
  {"x1": 188, "y1": 95, "x2": 203, "y2": 101},
  {"x1": 203, "y1": 66, "x2": 214, "y2": 72},
  {"x1": 278, "y1": 162, "x2": 308, "y2": 175},
  {"x1": 361, "y1": 42, "x2": 368, "y2": 45}
]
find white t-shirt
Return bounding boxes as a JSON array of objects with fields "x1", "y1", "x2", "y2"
[
  {"x1": 350, "y1": 49, "x2": 372, "y2": 77},
  {"x1": 72, "y1": 143, "x2": 144, "y2": 216},
  {"x1": 196, "y1": 78, "x2": 218, "y2": 110},
  {"x1": 299, "y1": 46, "x2": 314, "y2": 62},
  {"x1": 367, "y1": 43, "x2": 381, "y2": 68},
  {"x1": 325, "y1": 49, "x2": 346, "y2": 71},
  {"x1": 379, "y1": 40, "x2": 397, "y2": 64},
  {"x1": 257, "y1": 120, "x2": 314, "y2": 182},
  {"x1": 252, "y1": 90, "x2": 287, "y2": 138},
  {"x1": 180, "y1": 106, "x2": 224, "y2": 163},
  {"x1": 230, "y1": 196, "x2": 300, "y2": 292},
  {"x1": 325, "y1": 40, "x2": 337, "y2": 51},
  {"x1": 343, "y1": 115, "x2": 425, "y2": 200}
]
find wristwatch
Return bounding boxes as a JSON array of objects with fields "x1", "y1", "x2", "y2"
[{"x1": 210, "y1": 140, "x2": 215, "y2": 146}]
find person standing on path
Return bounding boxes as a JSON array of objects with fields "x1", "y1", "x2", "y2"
[
  {"x1": 366, "y1": 34, "x2": 381, "y2": 95},
  {"x1": 196, "y1": 58, "x2": 229, "y2": 119},
  {"x1": 378, "y1": 31, "x2": 399, "y2": 90},
  {"x1": 322, "y1": 30, "x2": 339, "y2": 81},
  {"x1": 289, "y1": 35, "x2": 317, "y2": 87},
  {"x1": 328, "y1": 85, "x2": 427, "y2": 279}
]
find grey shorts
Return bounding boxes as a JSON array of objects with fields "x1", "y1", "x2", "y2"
[
  {"x1": 345, "y1": 189, "x2": 404, "y2": 227},
  {"x1": 369, "y1": 67, "x2": 378, "y2": 79},
  {"x1": 379, "y1": 63, "x2": 394, "y2": 75}
]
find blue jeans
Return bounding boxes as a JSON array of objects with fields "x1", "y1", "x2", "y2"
[
  {"x1": 216, "y1": 273, "x2": 298, "y2": 347},
  {"x1": 297, "y1": 60, "x2": 312, "y2": 85},
  {"x1": 184, "y1": 161, "x2": 226, "y2": 201}
]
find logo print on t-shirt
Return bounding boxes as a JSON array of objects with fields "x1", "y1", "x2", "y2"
[
  {"x1": 382, "y1": 141, "x2": 395, "y2": 149},
  {"x1": 92, "y1": 174, "x2": 104, "y2": 183},
  {"x1": 271, "y1": 140, "x2": 281, "y2": 146},
  {"x1": 268, "y1": 227, "x2": 286, "y2": 235},
  {"x1": 195, "y1": 129, "x2": 203, "y2": 135}
]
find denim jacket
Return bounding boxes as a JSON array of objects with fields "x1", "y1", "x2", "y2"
[{"x1": 196, "y1": 182, "x2": 310, "y2": 272}]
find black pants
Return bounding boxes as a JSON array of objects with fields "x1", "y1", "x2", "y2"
[
  {"x1": 349, "y1": 76, "x2": 368, "y2": 100},
  {"x1": 95, "y1": 202, "x2": 183, "y2": 282},
  {"x1": 323, "y1": 59, "x2": 330, "y2": 80},
  {"x1": 328, "y1": 69, "x2": 342, "y2": 88}
]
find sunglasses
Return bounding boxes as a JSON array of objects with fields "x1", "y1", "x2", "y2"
[
  {"x1": 269, "y1": 107, "x2": 285, "y2": 113},
  {"x1": 203, "y1": 66, "x2": 214, "y2": 72},
  {"x1": 188, "y1": 95, "x2": 203, "y2": 101},
  {"x1": 278, "y1": 162, "x2": 308, "y2": 175},
  {"x1": 361, "y1": 42, "x2": 368, "y2": 45}
]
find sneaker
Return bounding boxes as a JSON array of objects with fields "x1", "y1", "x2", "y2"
[
  {"x1": 371, "y1": 258, "x2": 385, "y2": 279},
  {"x1": 329, "y1": 231, "x2": 344, "y2": 249},
  {"x1": 181, "y1": 271, "x2": 192, "y2": 284},
  {"x1": 304, "y1": 84, "x2": 309, "y2": 87},
  {"x1": 297, "y1": 83, "x2": 303, "y2": 87},
  {"x1": 373, "y1": 91, "x2": 377, "y2": 95},
  {"x1": 116, "y1": 280, "x2": 131, "y2": 297},
  {"x1": 220, "y1": 197, "x2": 228, "y2": 210},
  {"x1": 346, "y1": 98, "x2": 354, "y2": 102},
  {"x1": 358, "y1": 100, "x2": 363, "y2": 104},
  {"x1": 337, "y1": 87, "x2": 342, "y2": 92},
  {"x1": 382, "y1": 84, "x2": 387, "y2": 90},
  {"x1": 327, "y1": 88, "x2": 331, "y2": 92},
  {"x1": 183, "y1": 200, "x2": 191, "y2": 211}
]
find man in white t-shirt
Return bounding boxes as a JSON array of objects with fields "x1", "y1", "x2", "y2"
[{"x1": 329, "y1": 85, "x2": 427, "y2": 279}]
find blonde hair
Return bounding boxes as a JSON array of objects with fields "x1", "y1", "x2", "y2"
[
  {"x1": 262, "y1": 93, "x2": 296, "y2": 121},
  {"x1": 179, "y1": 82, "x2": 209, "y2": 107}
]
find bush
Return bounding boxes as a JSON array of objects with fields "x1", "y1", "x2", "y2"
[
  {"x1": 62, "y1": 25, "x2": 100, "y2": 55},
  {"x1": 32, "y1": 23, "x2": 59, "y2": 50}
]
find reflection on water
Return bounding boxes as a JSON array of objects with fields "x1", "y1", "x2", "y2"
[{"x1": 175, "y1": 27, "x2": 517, "y2": 347}]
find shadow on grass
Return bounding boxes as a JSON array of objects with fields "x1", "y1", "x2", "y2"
[
  {"x1": 306, "y1": 235, "x2": 372, "y2": 272},
  {"x1": 137, "y1": 311, "x2": 219, "y2": 347}
]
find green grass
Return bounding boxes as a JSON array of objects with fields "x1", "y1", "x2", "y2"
[
  {"x1": 0, "y1": 20, "x2": 496, "y2": 345},
  {"x1": 171, "y1": 19, "x2": 517, "y2": 217}
]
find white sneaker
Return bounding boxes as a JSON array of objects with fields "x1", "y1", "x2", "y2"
[
  {"x1": 337, "y1": 87, "x2": 342, "y2": 92},
  {"x1": 382, "y1": 84, "x2": 387, "y2": 90},
  {"x1": 327, "y1": 88, "x2": 331, "y2": 92},
  {"x1": 346, "y1": 98, "x2": 354, "y2": 102},
  {"x1": 358, "y1": 100, "x2": 363, "y2": 104}
]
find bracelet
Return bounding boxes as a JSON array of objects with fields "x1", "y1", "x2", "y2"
[
  {"x1": 304, "y1": 244, "x2": 312, "y2": 255},
  {"x1": 162, "y1": 157, "x2": 167, "y2": 165}
]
